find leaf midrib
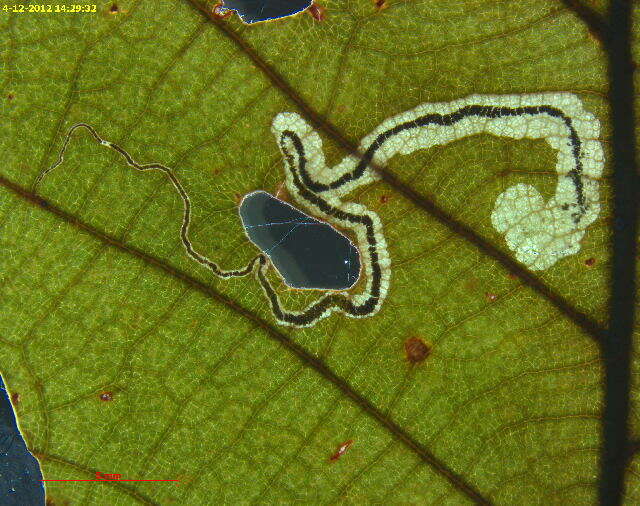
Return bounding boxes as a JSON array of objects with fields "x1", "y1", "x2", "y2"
[{"x1": 0, "y1": 175, "x2": 491, "y2": 505}]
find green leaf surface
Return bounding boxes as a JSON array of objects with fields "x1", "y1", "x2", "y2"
[{"x1": 0, "y1": 0, "x2": 625, "y2": 504}]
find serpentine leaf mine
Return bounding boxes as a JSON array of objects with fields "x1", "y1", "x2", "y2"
[
  {"x1": 36, "y1": 93, "x2": 602, "y2": 327},
  {"x1": 272, "y1": 92, "x2": 603, "y2": 274}
]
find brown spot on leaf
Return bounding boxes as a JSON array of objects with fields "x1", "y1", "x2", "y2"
[
  {"x1": 212, "y1": 2, "x2": 232, "y2": 19},
  {"x1": 485, "y1": 292, "x2": 498, "y2": 302},
  {"x1": 99, "y1": 391, "x2": 114, "y2": 402},
  {"x1": 404, "y1": 337, "x2": 430, "y2": 364},
  {"x1": 234, "y1": 192, "x2": 243, "y2": 204},
  {"x1": 585, "y1": 257, "x2": 596, "y2": 267},
  {"x1": 7, "y1": 93, "x2": 14, "y2": 101},
  {"x1": 10, "y1": 392, "x2": 20, "y2": 405},
  {"x1": 329, "y1": 439, "x2": 353, "y2": 461},
  {"x1": 373, "y1": 0, "x2": 389, "y2": 10},
  {"x1": 307, "y1": 2, "x2": 326, "y2": 21},
  {"x1": 379, "y1": 194, "x2": 390, "y2": 204},
  {"x1": 109, "y1": 3, "x2": 119, "y2": 14}
]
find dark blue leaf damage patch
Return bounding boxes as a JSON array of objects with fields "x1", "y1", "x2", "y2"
[
  {"x1": 0, "y1": 374, "x2": 44, "y2": 506},
  {"x1": 221, "y1": 0, "x2": 312, "y2": 24},
  {"x1": 239, "y1": 191, "x2": 361, "y2": 290}
]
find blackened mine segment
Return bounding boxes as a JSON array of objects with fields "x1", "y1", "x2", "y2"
[
  {"x1": 255, "y1": 131, "x2": 383, "y2": 326},
  {"x1": 38, "y1": 122, "x2": 375, "y2": 328},
  {"x1": 296, "y1": 105, "x2": 587, "y2": 223}
]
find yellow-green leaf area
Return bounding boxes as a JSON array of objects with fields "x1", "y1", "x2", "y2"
[{"x1": 0, "y1": 0, "x2": 616, "y2": 504}]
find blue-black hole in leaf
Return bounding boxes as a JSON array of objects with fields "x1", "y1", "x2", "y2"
[
  {"x1": 0, "y1": 375, "x2": 44, "y2": 506},
  {"x1": 240, "y1": 191, "x2": 361, "y2": 290},
  {"x1": 221, "y1": 0, "x2": 312, "y2": 24}
]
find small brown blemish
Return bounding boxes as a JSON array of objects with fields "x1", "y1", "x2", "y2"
[
  {"x1": 373, "y1": 0, "x2": 389, "y2": 11},
  {"x1": 234, "y1": 192, "x2": 243, "y2": 204},
  {"x1": 485, "y1": 292, "x2": 498, "y2": 302},
  {"x1": 212, "y1": 2, "x2": 232, "y2": 19},
  {"x1": 10, "y1": 392, "x2": 20, "y2": 405},
  {"x1": 585, "y1": 257, "x2": 596, "y2": 267},
  {"x1": 7, "y1": 93, "x2": 15, "y2": 101},
  {"x1": 379, "y1": 194, "x2": 390, "y2": 204},
  {"x1": 329, "y1": 439, "x2": 353, "y2": 461},
  {"x1": 404, "y1": 337, "x2": 430, "y2": 364},
  {"x1": 307, "y1": 2, "x2": 326, "y2": 21},
  {"x1": 99, "y1": 391, "x2": 114, "y2": 402},
  {"x1": 109, "y1": 3, "x2": 119, "y2": 14}
]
